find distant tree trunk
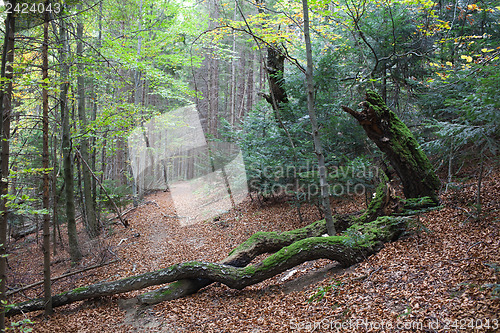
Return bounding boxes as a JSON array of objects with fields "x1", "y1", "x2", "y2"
[
  {"x1": 244, "y1": 50, "x2": 255, "y2": 120},
  {"x1": 77, "y1": 5, "x2": 99, "y2": 237},
  {"x1": 342, "y1": 90, "x2": 441, "y2": 203},
  {"x1": 59, "y1": 15, "x2": 83, "y2": 263},
  {"x1": 52, "y1": 130, "x2": 58, "y2": 255},
  {"x1": 194, "y1": 0, "x2": 220, "y2": 137},
  {"x1": 209, "y1": 49, "x2": 219, "y2": 137},
  {"x1": 0, "y1": 3, "x2": 15, "y2": 329},
  {"x1": 41, "y1": 8, "x2": 53, "y2": 315},
  {"x1": 263, "y1": 46, "x2": 288, "y2": 112},
  {"x1": 230, "y1": 5, "x2": 237, "y2": 126},
  {"x1": 92, "y1": 0, "x2": 102, "y2": 217},
  {"x1": 134, "y1": 0, "x2": 144, "y2": 201}
]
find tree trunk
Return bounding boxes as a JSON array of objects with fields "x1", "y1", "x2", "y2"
[
  {"x1": 342, "y1": 90, "x2": 441, "y2": 204},
  {"x1": 59, "y1": 15, "x2": 83, "y2": 263},
  {"x1": 138, "y1": 218, "x2": 330, "y2": 304},
  {"x1": 263, "y1": 46, "x2": 288, "y2": 111},
  {"x1": 41, "y1": 6, "x2": 53, "y2": 315},
  {"x1": 0, "y1": 3, "x2": 15, "y2": 329},
  {"x1": 6, "y1": 213, "x2": 409, "y2": 316},
  {"x1": 302, "y1": 0, "x2": 336, "y2": 236},
  {"x1": 77, "y1": 5, "x2": 99, "y2": 237}
]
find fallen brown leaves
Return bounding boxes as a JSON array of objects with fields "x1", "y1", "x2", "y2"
[{"x1": 5, "y1": 165, "x2": 499, "y2": 332}]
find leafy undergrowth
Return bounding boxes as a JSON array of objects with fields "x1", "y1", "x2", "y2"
[{"x1": 5, "y1": 165, "x2": 499, "y2": 332}]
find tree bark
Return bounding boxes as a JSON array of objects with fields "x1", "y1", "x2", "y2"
[
  {"x1": 0, "y1": 3, "x2": 15, "y2": 329},
  {"x1": 138, "y1": 218, "x2": 330, "y2": 304},
  {"x1": 302, "y1": 0, "x2": 336, "y2": 236},
  {"x1": 263, "y1": 46, "x2": 288, "y2": 111},
  {"x1": 342, "y1": 90, "x2": 441, "y2": 204},
  {"x1": 77, "y1": 4, "x2": 99, "y2": 237},
  {"x1": 42, "y1": 5, "x2": 53, "y2": 315},
  {"x1": 59, "y1": 14, "x2": 83, "y2": 263}
]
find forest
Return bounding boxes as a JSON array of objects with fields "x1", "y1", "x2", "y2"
[{"x1": 0, "y1": 0, "x2": 499, "y2": 331}]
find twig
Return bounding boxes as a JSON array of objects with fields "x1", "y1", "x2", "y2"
[
  {"x1": 75, "y1": 148, "x2": 128, "y2": 228},
  {"x1": 352, "y1": 266, "x2": 381, "y2": 281},
  {"x1": 466, "y1": 241, "x2": 483, "y2": 256},
  {"x1": 108, "y1": 200, "x2": 158, "y2": 222},
  {"x1": 6, "y1": 259, "x2": 119, "y2": 296}
]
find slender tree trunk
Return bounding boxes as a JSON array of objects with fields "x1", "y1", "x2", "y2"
[
  {"x1": 302, "y1": 0, "x2": 336, "y2": 236},
  {"x1": 243, "y1": 50, "x2": 255, "y2": 121},
  {"x1": 91, "y1": 1, "x2": 104, "y2": 215},
  {"x1": 209, "y1": 0, "x2": 220, "y2": 137},
  {"x1": 52, "y1": 133, "x2": 58, "y2": 256},
  {"x1": 59, "y1": 15, "x2": 82, "y2": 263},
  {"x1": 77, "y1": 5, "x2": 99, "y2": 237},
  {"x1": 476, "y1": 157, "x2": 484, "y2": 216},
  {"x1": 91, "y1": 88, "x2": 97, "y2": 218},
  {"x1": 230, "y1": 5, "x2": 237, "y2": 126},
  {"x1": 0, "y1": 3, "x2": 15, "y2": 330},
  {"x1": 41, "y1": 7, "x2": 53, "y2": 315}
]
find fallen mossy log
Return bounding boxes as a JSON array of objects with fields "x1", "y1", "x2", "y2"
[
  {"x1": 138, "y1": 183, "x2": 394, "y2": 305},
  {"x1": 6, "y1": 215, "x2": 410, "y2": 317},
  {"x1": 137, "y1": 218, "x2": 332, "y2": 304}
]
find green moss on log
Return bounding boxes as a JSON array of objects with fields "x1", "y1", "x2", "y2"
[
  {"x1": 345, "y1": 216, "x2": 410, "y2": 248},
  {"x1": 356, "y1": 181, "x2": 388, "y2": 223},
  {"x1": 228, "y1": 219, "x2": 328, "y2": 257},
  {"x1": 59, "y1": 285, "x2": 90, "y2": 295},
  {"x1": 224, "y1": 219, "x2": 329, "y2": 268},
  {"x1": 364, "y1": 90, "x2": 441, "y2": 203}
]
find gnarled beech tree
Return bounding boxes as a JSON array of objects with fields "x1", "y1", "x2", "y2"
[{"x1": 6, "y1": 90, "x2": 440, "y2": 317}]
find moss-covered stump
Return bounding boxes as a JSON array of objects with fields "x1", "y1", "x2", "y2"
[
  {"x1": 342, "y1": 90, "x2": 441, "y2": 204},
  {"x1": 6, "y1": 215, "x2": 410, "y2": 316}
]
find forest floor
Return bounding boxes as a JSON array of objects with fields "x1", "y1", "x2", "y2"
[{"x1": 5, "y1": 164, "x2": 500, "y2": 332}]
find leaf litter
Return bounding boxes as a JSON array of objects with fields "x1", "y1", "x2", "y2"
[{"x1": 5, "y1": 165, "x2": 499, "y2": 332}]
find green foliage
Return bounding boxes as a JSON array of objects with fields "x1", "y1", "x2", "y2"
[
  {"x1": 421, "y1": 61, "x2": 500, "y2": 167},
  {"x1": 8, "y1": 318, "x2": 35, "y2": 332},
  {"x1": 99, "y1": 180, "x2": 133, "y2": 213},
  {"x1": 417, "y1": 2, "x2": 500, "y2": 169},
  {"x1": 307, "y1": 280, "x2": 343, "y2": 303},
  {"x1": 484, "y1": 262, "x2": 500, "y2": 300}
]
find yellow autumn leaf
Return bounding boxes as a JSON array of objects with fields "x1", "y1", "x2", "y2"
[
  {"x1": 446, "y1": 61, "x2": 453, "y2": 66},
  {"x1": 481, "y1": 48, "x2": 494, "y2": 52},
  {"x1": 460, "y1": 55, "x2": 473, "y2": 62}
]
